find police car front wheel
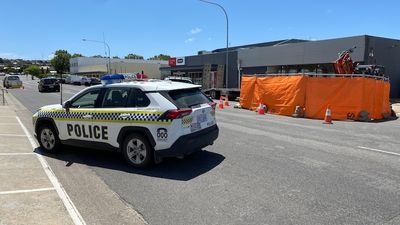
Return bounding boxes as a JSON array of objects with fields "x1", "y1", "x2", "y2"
[
  {"x1": 122, "y1": 134, "x2": 153, "y2": 168},
  {"x1": 38, "y1": 125, "x2": 60, "y2": 152}
]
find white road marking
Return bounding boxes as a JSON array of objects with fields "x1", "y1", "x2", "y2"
[
  {"x1": 0, "y1": 152, "x2": 35, "y2": 156},
  {"x1": 16, "y1": 116, "x2": 86, "y2": 225},
  {"x1": 357, "y1": 146, "x2": 400, "y2": 157},
  {"x1": 0, "y1": 134, "x2": 26, "y2": 137},
  {"x1": 0, "y1": 187, "x2": 55, "y2": 195}
]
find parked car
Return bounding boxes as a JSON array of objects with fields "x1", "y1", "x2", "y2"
[
  {"x1": 33, "y1": 78, "x2": 218, "y2": 167},
  {"x1": 85, "y1": 77, "x2": 101, "y2": 86},
  {"x1": 81, "y1": 77, "x2": 90, "y2": 86},
  {"x1": 3, "y1": 75, "x2": 22, "y2": 88},
  {"x1": 57, "y1": 78, "x2": 66, "y2": 84},
  {"x1": 65, "y1": 75, "x2": 82, "y2": 85},
  {"x1": 38, "y1": 77, "x2": 60, "y2": 92}
]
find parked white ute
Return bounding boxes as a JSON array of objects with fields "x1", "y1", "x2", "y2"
[{"x1": 32, "y1": 77, "x2": 219, "y2": 167}]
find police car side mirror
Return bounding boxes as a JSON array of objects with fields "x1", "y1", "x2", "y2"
[{"x1": 63, "y1": 101, "x2": 72, "y2": 110}]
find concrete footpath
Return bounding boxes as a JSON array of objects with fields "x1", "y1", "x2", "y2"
[{"x1": 0, "y1": 105, "x2": 82, "y2": 224}]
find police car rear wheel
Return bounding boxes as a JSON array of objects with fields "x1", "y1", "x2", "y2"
[
  {"x1": 122, "y1": 134, "x2": 153, "y2": 167},
  {"x1": 38, "y1": 125, "x2": 60, "y2": 152}
]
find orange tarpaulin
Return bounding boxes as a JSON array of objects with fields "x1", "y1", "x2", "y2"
[
  {"x1": 257, "y1": 76, "x2": 306, "y2": 116},
  {"x1": 240, "y1": 75, "x2": 391, "y2": 120}
]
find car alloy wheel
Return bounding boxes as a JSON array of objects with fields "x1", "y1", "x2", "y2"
[
  {"x1": 122, "y1": 134, "x2": 153, "y2": 167},
  {"x1": 38, "y1": 125, "x2": 60, "y2": 152}
]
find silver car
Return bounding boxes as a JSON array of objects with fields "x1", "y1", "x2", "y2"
[{"x1": 3, "y1": 75, "x2": 23, "y2": 88}]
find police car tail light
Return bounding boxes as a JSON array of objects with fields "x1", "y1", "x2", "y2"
[
  {"x1": 165, "y1": 108, "x2": 192, "y2": 119},
  {"x1": 208, "y1": 102, "x2": 217, "y2": 110}
]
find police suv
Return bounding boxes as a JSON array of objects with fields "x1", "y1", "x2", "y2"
[{"x1": 33, "y1": 77, "x2": 219, "y2": 167}]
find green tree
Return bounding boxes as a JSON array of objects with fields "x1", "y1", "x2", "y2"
[
  {"x1": 41, "y1": 67, "x2": 45, "y2": 74},
  {"x1": 125, "y1": 53, "x2": 144, "y2": 60},
  {"x1": 148, "y1": 54, "x2": 170, "y2": 61},
  {"x1": 50, "y1": 50, "x2": 71, "y2": 74},
  {"x1": 92, "y1": 55, "x2": 104, "y2": 58},
  {"x1": 71, "y1": 53, "x2": 84, "y2": 58},
  {"x1": 112, "y1": 56, "x2": 120, "y2": 59},
  {"x1": 24, "y1": 65, "x2": 41, "y2": 77}
]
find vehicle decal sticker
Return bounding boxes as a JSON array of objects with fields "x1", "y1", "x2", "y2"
[
  {"x1": 156, "y1": 128, "x2": 168, "y2": 141},
  {"x1": 36, "y1": 111, "x2": 172, "y2": 125},
  {"x1": 181, "y1": 116, "x2": 193, "y2": 127}
]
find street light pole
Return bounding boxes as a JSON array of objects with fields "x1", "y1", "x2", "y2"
[
  {"x1": 199, "y1": 0, "x2": 229, "y2": 89},
  {"x1": 82, "y1": 38, "x2": 111, "y2": 74}
]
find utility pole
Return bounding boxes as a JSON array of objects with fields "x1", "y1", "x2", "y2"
[
  {"x1": 82, "y1": 38, "x2": 111, "y2": 74},
  {"x1": 199, "y1": 0, "x2": 229, "y2": 88}
]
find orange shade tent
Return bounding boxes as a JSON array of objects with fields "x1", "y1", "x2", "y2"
[{"x1": 240, "y1": 75, "x2": 391, "y2": 121}]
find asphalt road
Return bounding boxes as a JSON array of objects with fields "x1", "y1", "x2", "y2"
[{"x1": 5, "y1": 75, "x2": 400, "y2": 225}]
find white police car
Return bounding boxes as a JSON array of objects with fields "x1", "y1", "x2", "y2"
[{"x1": 32, "y1": 76, "x2": 219, "y2": 167}]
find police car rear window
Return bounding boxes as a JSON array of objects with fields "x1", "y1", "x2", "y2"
[
  {"x1": 167, "y1": 88, "x2": 210, "y2": 108},
  {"x1": 7, "y1": 76, "x2": 19, "y2": 80},
  {"x1": 43, "y1": 79, "x2": 57, "y2": 84}
]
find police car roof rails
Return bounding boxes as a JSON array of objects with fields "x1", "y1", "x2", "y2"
[{"x1": 101, "y1": 74, "x2": 125, "y2": 85}]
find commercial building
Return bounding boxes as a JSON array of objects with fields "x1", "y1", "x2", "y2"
[
  {"x1": 161, "y1": 35, "x2": 400, "y2": 98},
  {"x1": 70, "y1": 57, "x2": 168, "y2": 79}
]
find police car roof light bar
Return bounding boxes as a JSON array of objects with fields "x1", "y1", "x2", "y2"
[{"x1": 101, "y1": 74, "x2": 125, "y2": 85}]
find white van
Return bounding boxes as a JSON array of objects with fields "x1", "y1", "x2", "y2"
[{"x1": 65, "y1": 75, "x2": 83, "y2": 85}]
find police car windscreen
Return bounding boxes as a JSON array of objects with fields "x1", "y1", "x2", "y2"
[{"x1": 168, "y1": 88, "x2": 210, "y2": 108}]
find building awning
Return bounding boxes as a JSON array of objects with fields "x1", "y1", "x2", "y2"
[
  {"x1": 160, "y1": 65, "x2": 205, "y2": 71},
  {"x1": 160, "y1": 65, "x2": 222, "y2": 72}
]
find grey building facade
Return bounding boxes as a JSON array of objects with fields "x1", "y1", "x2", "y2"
[{"x1": 161, "y1": 35, "x2": 400, "y2": 98}]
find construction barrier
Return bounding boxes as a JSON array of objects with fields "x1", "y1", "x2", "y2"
[{"x1": 240, "y1": 75, "x2": 391, "y2": 121}]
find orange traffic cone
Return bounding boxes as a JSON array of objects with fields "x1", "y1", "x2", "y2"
[
  {"x1": 218, "y1": 96, "x2": 224, "y2": 109},
  {"x1": 323, "y1": 106, "x2": 333, "y2": 124},
  {"x1": 257, "y1": 102, "x2": 265, "y2": 115},
  {"x1": 224, "y1": 95, "x2": 230, "y2": 106}
]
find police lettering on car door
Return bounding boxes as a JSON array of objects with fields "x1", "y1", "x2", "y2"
[{"x1": 67, "y1": 124, "x2": 108, "y2": 140}]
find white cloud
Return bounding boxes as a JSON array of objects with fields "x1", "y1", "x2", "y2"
[
  {"x1": 48, "y1": 53, "x2": 55, "y2": 60},
  {"x1": 0, "y1": 52, "x2": 25, "y2": 59},
  {"x1": 189, "y1": 28, "x2": 203, "y2": 35},
  {"x1": 185, "y1": 38, "x2": 196, "y2": 43}
]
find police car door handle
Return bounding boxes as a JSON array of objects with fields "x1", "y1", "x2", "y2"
[
  {"x1": 119, "y1": 113, "x2": 130, "y2": 118},
  {"x1": 82, "y1": 114, "x2": 93, "y2": 119}
]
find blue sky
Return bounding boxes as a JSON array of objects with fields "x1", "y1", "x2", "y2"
[{"x1": 1, "y1": 0, "x2": 399, "y2": 60}]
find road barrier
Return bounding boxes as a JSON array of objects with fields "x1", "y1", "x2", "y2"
[
  {"x1": 323, "y1": 106, "x2": 333, "y2": 124},
  {"x1": 240, "y1": 74, "x2": 391, "y2": 121},
  {"x1": 257, "y1": 102, "x2": 265, "y2": 115},
  {"x1": 224, "y1": 95, "x2": 230, "y2": 106},
  {"x1": 218, "y1": 96, "x2": 224, "y2": 109}
]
